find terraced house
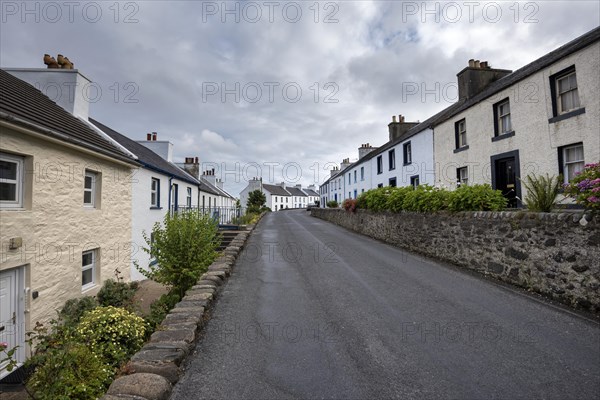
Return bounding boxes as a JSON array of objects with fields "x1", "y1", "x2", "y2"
[
  {"x1": 320, "y1": 26, "x2": 599, "y2": 208},
  {"x1": 0, "y1": 69, "x2": 138, "y2": 375}
]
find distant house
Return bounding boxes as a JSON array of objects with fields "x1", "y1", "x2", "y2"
[
  {"x1": 286, "y1": 185, "x2": 308, "y2": 208},
  {"x1": 240, "y1": 178, "x2": 290, "y2": 211},
  {"x1": 303, "y1": 185, "x2": 320, "y2": 205},
  {"x1": 0, "y1": 68, "x2": 138, "y2": 374}
]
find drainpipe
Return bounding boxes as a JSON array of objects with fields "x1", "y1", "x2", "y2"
[{"x1": 168, "y1": 176, "x2": 173, "y2": 214}]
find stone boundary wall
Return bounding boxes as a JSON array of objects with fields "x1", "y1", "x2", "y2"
[
  {"x1": 101, "y1": 213, "x2": 266, "y2": 400},
  {"x1": 311, "y1": 208, "x2": 600, "y2": 313}
]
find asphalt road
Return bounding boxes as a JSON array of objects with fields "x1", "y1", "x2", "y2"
[{"x1": 171, "y1": 210, "x2": 600, "y2": 400}]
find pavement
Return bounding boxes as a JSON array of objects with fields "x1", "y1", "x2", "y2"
[{"x1": 171, "y1": 210, "x2": 600, "y2": 400}]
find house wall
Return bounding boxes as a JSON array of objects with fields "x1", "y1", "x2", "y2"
[
  {"x1": 312, "y1": 208, "x2": 600, "y2": 312},
  {"x1": 371, "y1": 129, "x2": 435, "y2": 189},
  {"x1": 0, "y1": 127, "x2": 133, "y2": 331},
  {"x1": 434, "y1": 43, "x2": 600, "y2": 199}
]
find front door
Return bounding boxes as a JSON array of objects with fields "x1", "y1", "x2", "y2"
[
  {"x1": 0, "y1": 268, "x2": 24, "y2": 378},
  {"x1": 495, "y1": 157, "x2": 517, "y2": 208}
]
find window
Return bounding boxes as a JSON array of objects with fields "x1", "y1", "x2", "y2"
[
  {"x1": 354, "y1": 189, "x2": 357, "y2": 199},
  {"x1": 348, "y1": 192, "x2": 351, "y2": 199},
  {"x1": 354, "y1": 170, "x2": 357, "y2": 183},
  {"x1": 377, "y1": 183, "x2": 383, "y2": 188},
  {"x1": 410, "y1": 175, "x2": 420, "y2": 188},
  {"x1": 389, "y1": 149, "x2": 396, "y2": 170},
  {"x1": 151, "y1": 178, "x2": 160, "y2": 207},
  {"x1": 377, "y1": 155, "x2": 383, "y2": 174},
  {"x1": 494, "y1": 99, "x2": 512, "y2": 136},
  {"x1": 360, "y1": 167, "x2": 364, "y2": 181},
  {"x1": 348, "y1": 173, "x2": 351, "y2": 184},
  {"x1": 457, "y1": 167, "x2": 469, "y2": 186},
  {"x1": 389, "y1": 177, "x2": 397, "y2": 187},
  {"x1": 186, "y1": 187, "x2": 192, "y2": 207},
  {"x1": 84, "y1": 170, "x2": 97, "y2": 207},
  {"x1": 82, "y1": 249, "x2": 96, "y2": 290},
  {"x1": 0, "y1": 152, "x2": 24, "y2": 208},
  {"x1": 549, "y1": 67, "x2": 584, "y2": 122},
  {"x1": 202, "y1": 195, "x2": 205, "y2": 209},
  {"x1": 275, "y1": 196, "x2": 278, "y2": 202},
  {"x1": 556, "y1": 70, "x2": 580, "y2": 114},
  {"x1": 455, "y1": 119, "x2": 467, "y2": 149},
  {"x1": 403, "y1": 142, "x2": 412, "y2": 165},
  {"x1": 559, "y1": 143, "x2": 584, "y2": 183}
]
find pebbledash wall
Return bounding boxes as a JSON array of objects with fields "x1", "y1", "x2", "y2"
[{"x1": 312, "y1": 208, "x2": 600, "y2": 313}]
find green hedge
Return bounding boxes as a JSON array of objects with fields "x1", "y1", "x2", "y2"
[{"x1": 355, "y1": 184, "x2": 507, "y2": 213}]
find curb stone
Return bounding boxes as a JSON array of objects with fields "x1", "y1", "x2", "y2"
[{"x1": 100, "y1": 214, "x2": 265, "y2": 399}]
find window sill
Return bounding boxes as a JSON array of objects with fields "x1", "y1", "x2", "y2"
[
  {"x1": 150, "y1": 206, "x2": 163, "y2": 210},
  {"x1": 389, "y1": 167, "x2": 396, "y2": 171},
  {"x1": 403, "y1": 162, "x2": 412, "y2": 166},
  {"x1": 548, "y1": 107, "x2": 585, "y2": 124},
  {"x1": 492, "y1": 131, "x2": 515, "y2": 142},
  {"x1": 453, "y1": 145, "x2": 469, "y2": 154},
  {"x1": 82, "y1": 284, "x2": 97, "y2": 293}
]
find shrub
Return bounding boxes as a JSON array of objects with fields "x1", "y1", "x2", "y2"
[
  {"x1": 76, "y1": 306, "x2": 146, "y2": 369},
  {"x1": 58, "y1": 296, "x2": 98, "y2": 327},
  {"x1": 520, "y1": 173, "x2": 561, "y2": 212},
  {"x1": 144, "y1": 291, "x2": 181, "y2": 333},
  {"x1": 447, "y1": 184, "x2": 507, "y2": 211},
  {"x1": 26, "y1": 343, "x2": 112, "y2": 400},
  {"x1": 386, "y1": 186, "x2": 413, "y2": 212},
  {"x1": 342, "y1": 198, "x2": 357, "y2": 212},
  {"x1": 402, "y1": 185, "x2": 451, "y2": 212},
  {"x1": 360, "y1": 187, "x2": 390, "y2": 211},
  {"x1": 97, "y1": 279, "x2": 137, "y2": 309},
  {"x1": 137, "y1": 209, "x2": 220, "y2": 297},
  {"x1": 563, "y1": 163, "x2": 600, "y2": 211},
  {"x1": 326, "y1": 200, "x2": 339, "y2": 208}
]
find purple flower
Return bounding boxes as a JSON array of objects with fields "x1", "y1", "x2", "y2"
[
  {"x1": 587, "y1": 196, "x2": 600, "y2": 203},
  {"x1": 578, "y1": 179, "x2": 592, "y2": 190}
]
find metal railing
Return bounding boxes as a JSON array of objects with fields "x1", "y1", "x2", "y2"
[{"x1": 170, "y1": 205, "x2": 245, "y2": 225}]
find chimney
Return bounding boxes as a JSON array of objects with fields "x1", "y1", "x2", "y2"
[
  {"x1": 137, "y1": 132, "x2": 174, "y2": 162},
  {"x1": 457, "y1": 60, "x2": 512, "y2": 101},
  {"x1": 340, "y1": 158, "x2": 351, "y2": 170},
  {"x1": 248, "y1": 177, "x2": 262, "y2": 192},
  {"x1": 180, "y1": 156, "x2": 200, "y2": 179},
  {"x1": 216, "y1": 179, "x2": 224, "y2": 190},
  {"x1": 202, "y1": 168, "x2": 217, "y2": 186},
  {"x1": 6, "y1": 54, "x2": 90, "y2": 120},
  {"x1": 358, "y1": 143, "x2": 378, "y2": 160},
  {"x1": 330, "y1": 166, "x2": 339, "y2": 177},
  {"x1": 280, "y1": 182, "x2": 286, "y2": 189},
  {"x1": 388, "y1": 114, "x2": 419, "y2": 142}
]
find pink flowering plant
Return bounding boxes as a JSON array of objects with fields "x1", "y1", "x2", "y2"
[{"x1": 563, "y1": 163, "x2": 600, "y2": 211}]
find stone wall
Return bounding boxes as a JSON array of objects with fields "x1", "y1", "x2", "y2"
[{"x1": 311, "y1": 208, "x2": 600, "y2": 313}]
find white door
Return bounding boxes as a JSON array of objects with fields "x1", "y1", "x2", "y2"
[{"x1": 0, "y1": 268, "x2": 24, "y2": 378}]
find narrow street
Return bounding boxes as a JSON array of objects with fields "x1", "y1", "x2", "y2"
[{"x1": 171, "y1": 210, "x2": 600, "y2": 400}]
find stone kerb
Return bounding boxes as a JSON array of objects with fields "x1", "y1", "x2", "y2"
[{"x1": 101, "y1": 217, "x2": 264, "y2": 399}]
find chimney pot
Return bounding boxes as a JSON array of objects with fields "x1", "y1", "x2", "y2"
[
  {"x1": 195, "y1": 157, "x2": 199, "y2": 163},
  {"x1": 468, "y1": 59, "x2": 475, "y2": 68},
  {"x1": 392, "y1": 116, "x2": 397, "y2": 123},
  {"x1": 474, "y1": 60, "x2": 481, "y2": 68},
  {"x1": 152, "y1": 132, "x2": 157, "y2": 141},
  {"x1": 146, "y1": 133, "x2": 152, "y2": 141},
  {"x1": 481, "y1": 61, "x2": 489, "y2": 69}
]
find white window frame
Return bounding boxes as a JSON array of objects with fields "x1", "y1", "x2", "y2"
[
  {"x1": 151, "y1": 178, "x2": 159, "y2": 207},
  {"x1": 404, "y1": 142, "x2": 412, "y2": 165},
  {"x1": 360, "y1": 166, "x2": 364, "y2": 181},
  {"x1": 457, "y1": 120, "x2": 467, "y2": 148},
  {"x1": 389, "y1": 149, "x2": 396, "y2": 170},
  {"x1": 458, "y1": 167, "x2": 469, "y2": 186},
  {"x1": 186, "y1": 187, "x2": 192, "y2": 207},
  {"x1": 497, "y1": 100, "x2": 512, "y2": 134},
  {"x1": 0, "y1": 152, "x2": 24, "y2": 209},
  {"x1": 556, "y1": 71, "x2": 580, "y2": 114},
  {"x1": 82, "y1": 249, "x2": 97, "y2": 291},
  {"x1": 562, "y1": 144, "x2": 584, "y2": 184},
  {"x1": 83, "y1": 170, "x2": 97, "y2": 207}
]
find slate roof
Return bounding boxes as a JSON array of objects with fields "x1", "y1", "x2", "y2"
[
  {"x1": 322, "y1": 26, "x2": 600, "y2": 185},
  {"x1": 201, "y1": 178, "x2": 235, "y2": 198},
  {"x1": 0, "y1": 69, "x2": 137, "y2": 165},
  {"x1": 262, "y1": 184, "x2": 291, "y2": 196},
  {"x1": 304, "y1": 189, "x2": 319, "y2": 196},
  {"x1": 90, "y1": 118, "x2": 218, "y2": 193},
  {"x1": 286, "y1": 186, "x2": 308, "y2": 197}
]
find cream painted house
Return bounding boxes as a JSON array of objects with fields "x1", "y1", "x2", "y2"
[{"x1": 0, "y1": 69, "x2": 138, "y2": 375}]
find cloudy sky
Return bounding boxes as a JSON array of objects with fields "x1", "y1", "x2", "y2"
[{"x1": 1, "y1": 0, "x2": 598, "y2": 196}]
